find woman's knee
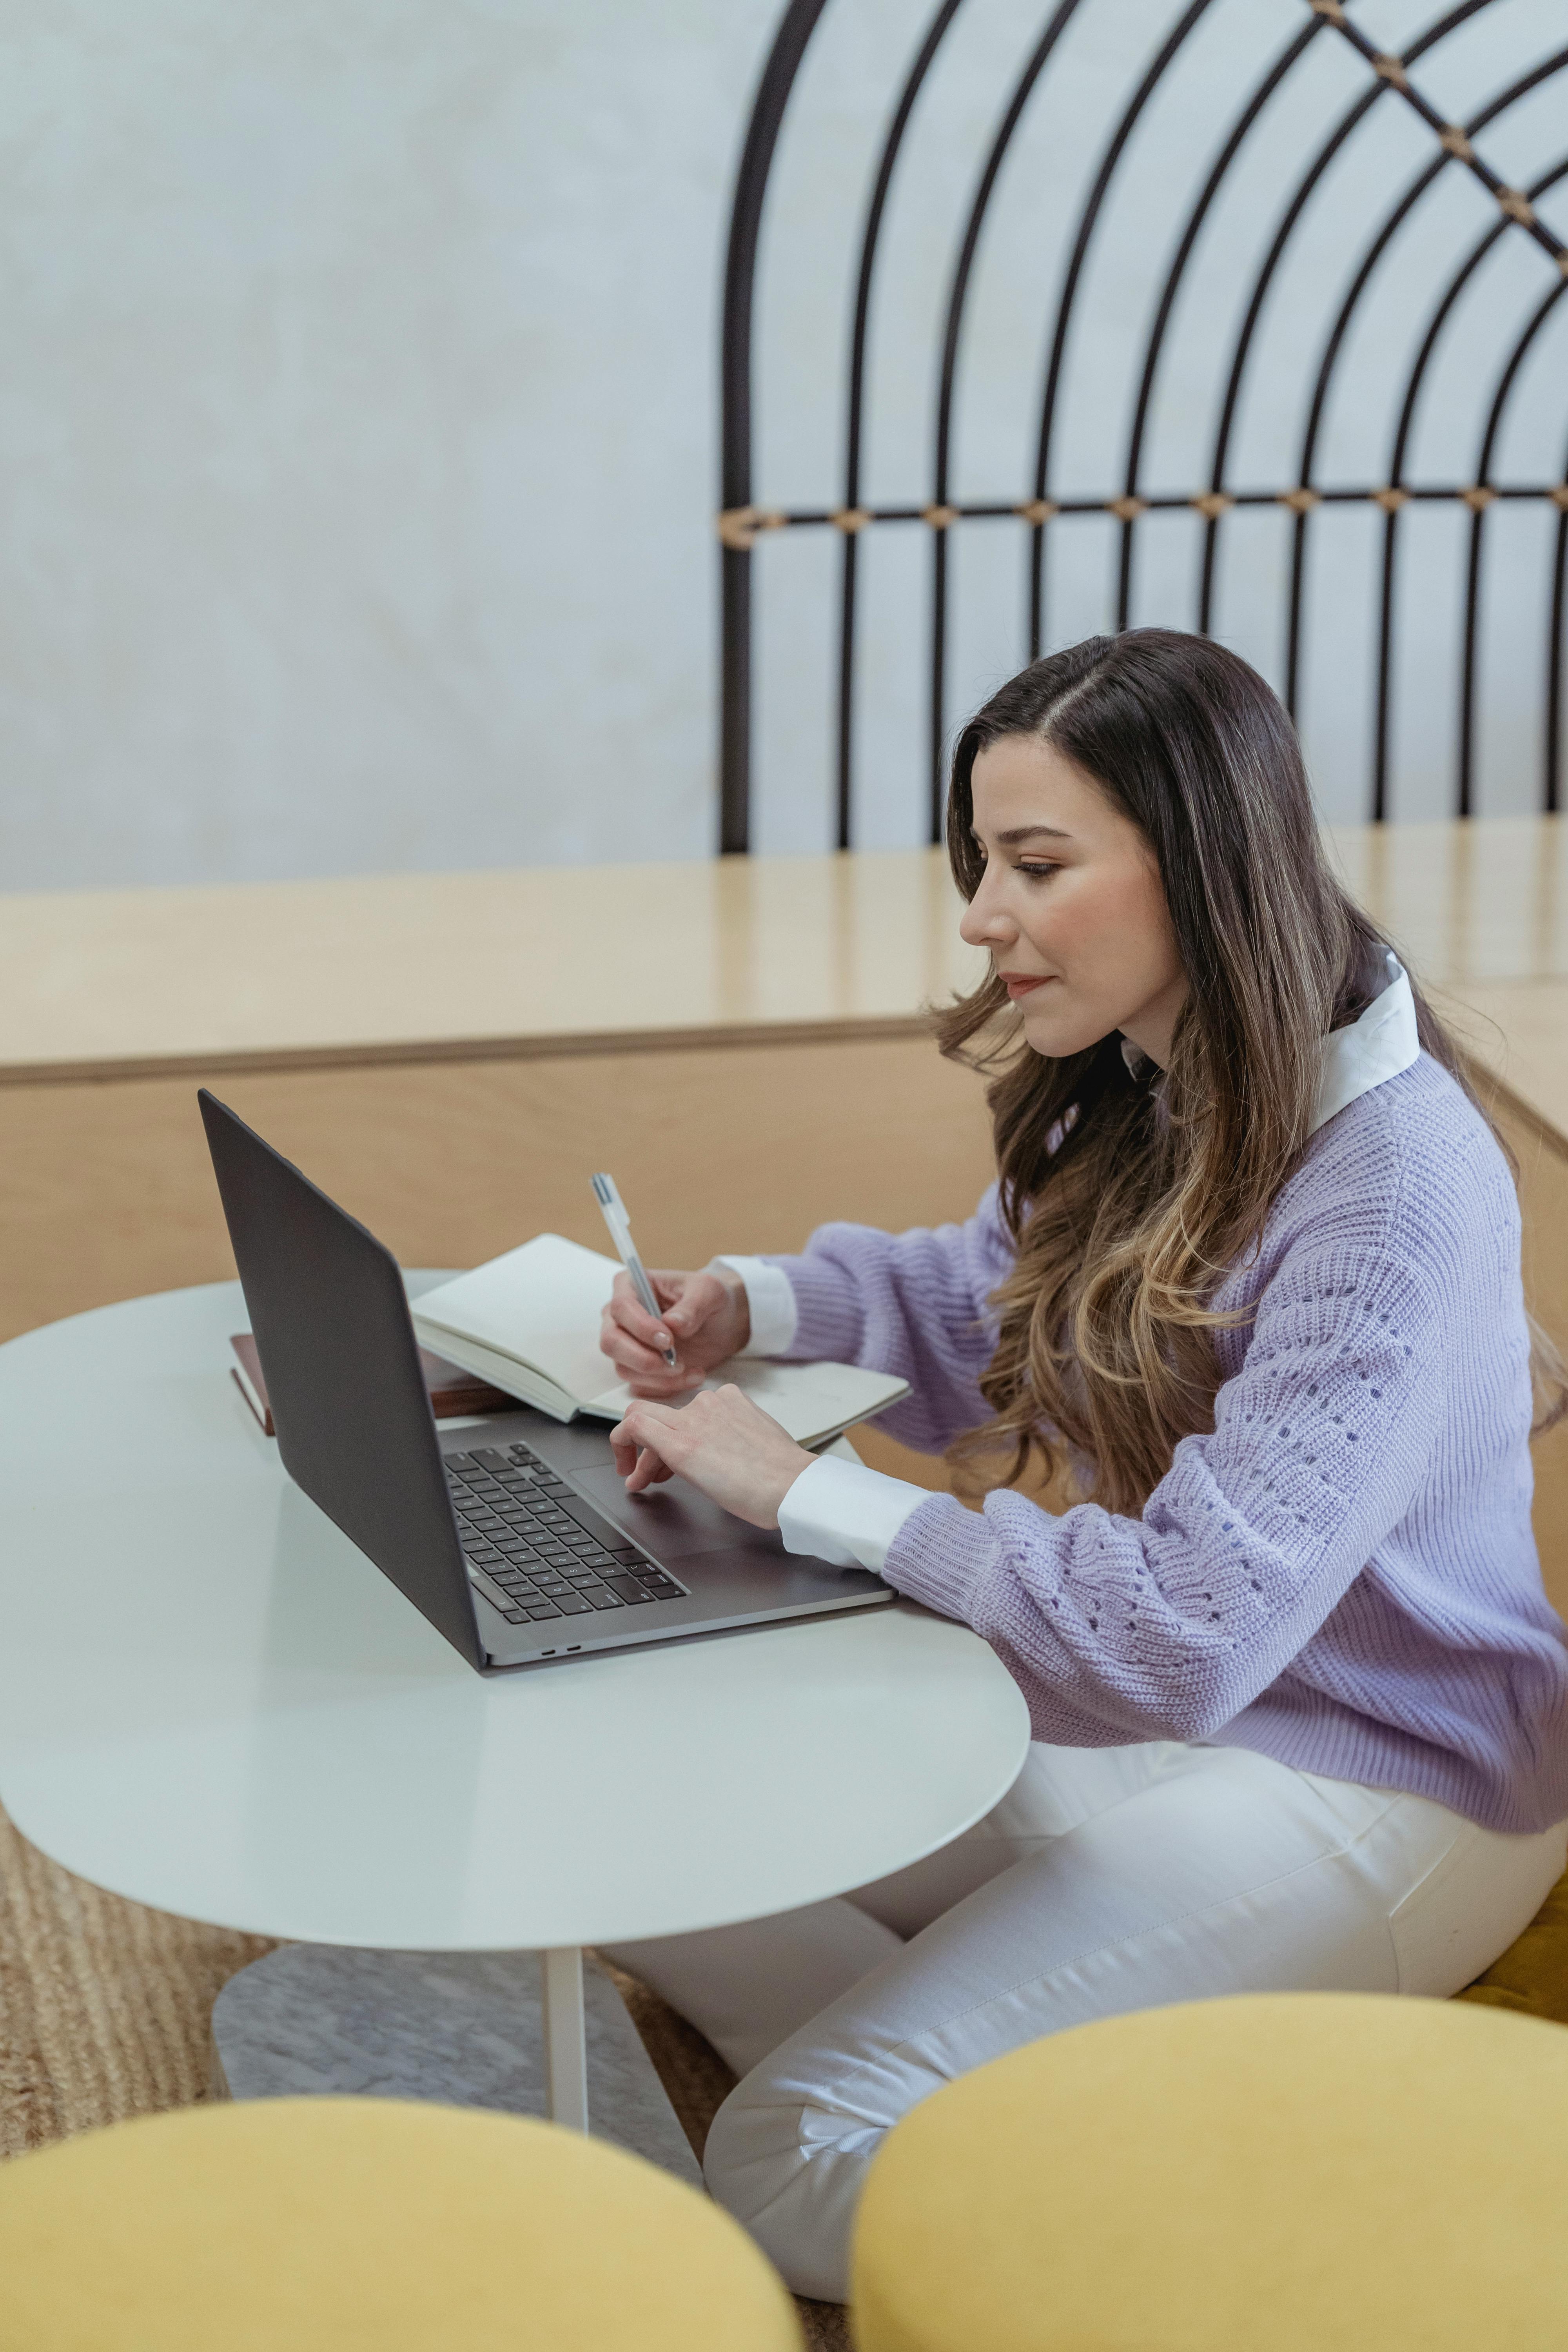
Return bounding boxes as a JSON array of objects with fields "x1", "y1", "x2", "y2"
[{"x1": 701, "y1": 2053, "x2": 904, "y2": 2305}]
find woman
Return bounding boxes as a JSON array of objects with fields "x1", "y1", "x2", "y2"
[{"x1": 599, "y1": 630, "x2": 1568, "y2": 2303}]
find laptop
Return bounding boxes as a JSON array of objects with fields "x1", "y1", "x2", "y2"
[{"x1": 199, "y1": 1090, "x2": 893, "y2": 1673}]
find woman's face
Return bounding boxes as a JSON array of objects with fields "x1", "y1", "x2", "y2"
[{"x1": 960, "y1": 732, "x2": 1188, "y2": 1067}]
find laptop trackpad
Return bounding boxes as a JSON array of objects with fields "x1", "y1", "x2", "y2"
[{"x1": 570, "y1": 1463, "x2": 788, "y2": 1562}]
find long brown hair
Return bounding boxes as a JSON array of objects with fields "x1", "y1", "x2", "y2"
[{"x1": 939, "y1": 629, "x2": 1556, "y2": 1516}]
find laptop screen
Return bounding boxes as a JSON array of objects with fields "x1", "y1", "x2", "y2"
[{"x1": 199, "y1": 1090, "x2": 485, "y2": 1669}]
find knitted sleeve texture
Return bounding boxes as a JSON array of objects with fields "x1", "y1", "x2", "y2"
[
  {"x1": 762, "y1": 1186, "x2": 1014, "y2": 1454},
  {"x1": 883, "y1": 1240, "x2": 1445, "y2": 1745},
  {"x1": 879, "y1": 1068, "x2": 1568, "y2": 1835},
  {"x1": 759, "y1": 1061, "x2": 1568, "y2": 1829}
]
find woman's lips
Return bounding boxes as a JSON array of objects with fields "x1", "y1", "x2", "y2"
[{"x1": 1001, "y1": 971, "x2": 1054, "y2": 1000}]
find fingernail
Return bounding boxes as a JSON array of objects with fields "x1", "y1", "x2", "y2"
[{"x1": 653, "y1": 1330, "x2": 671, "y2": 1349}]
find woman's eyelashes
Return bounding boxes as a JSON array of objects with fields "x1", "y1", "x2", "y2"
[{"x1": 969, "y1": 841, "x2": 1060, "y2": 881}]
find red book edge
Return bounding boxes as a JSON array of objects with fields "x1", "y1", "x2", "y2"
[{"x1": 229, "y1": 1334, "x2": 514, "y2": 1437}]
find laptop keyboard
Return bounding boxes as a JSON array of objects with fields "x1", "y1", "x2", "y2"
[{"x1": 444, "y1": 1443, "x2": 688, "y2": 1626}]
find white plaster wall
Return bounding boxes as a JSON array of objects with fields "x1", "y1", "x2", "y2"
[
  {"x1": 1, "y1": 0, "x2": 1563, "y2": 888},
  {"x1": 0, "y1": 0, "x2": 768, "y2": 888}
]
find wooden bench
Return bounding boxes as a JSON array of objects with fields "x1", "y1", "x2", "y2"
[{"x1": 1, "y1": 823, "x2": 1563, "y2": 1617}]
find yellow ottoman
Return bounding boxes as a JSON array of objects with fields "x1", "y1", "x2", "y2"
[
  {"x1": 0, "y1": 2098, "x2": 801, "y2": 2352},
  {"x1": 1457, "y1": 1858, "x2": 1568, "y2": 2021},
  {"x1": 851, "y1": 1993, "x2": 1568, "y2": 2352}
]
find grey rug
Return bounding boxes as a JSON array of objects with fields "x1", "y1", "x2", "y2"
[{"x1": 211, "y1": 1944, "x2": 702, "y2": 2185}]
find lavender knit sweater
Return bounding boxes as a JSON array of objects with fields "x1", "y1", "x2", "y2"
[{"x1": 766, "y1": 1056, "x2": 1568, "y2": 1833}]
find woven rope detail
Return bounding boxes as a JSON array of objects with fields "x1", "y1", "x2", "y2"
[{"x1": 717, "y1": 506, "x2": 787, "y2": 551}]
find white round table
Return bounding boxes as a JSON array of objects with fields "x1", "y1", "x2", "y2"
[{"x1": 0, "y1": 1281, "x2": 1030, "y2": 2125}]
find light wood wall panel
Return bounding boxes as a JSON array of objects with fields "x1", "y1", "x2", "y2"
[
  {"x1": 0, "y1": 1035, "x2": 995, "y2": 1345},
  {"x1": 3, "y1": 1034, "x2": 1562, "y2": 1616},
  {"x1": 1496, "y1": 1098, "x2": 1568, "y2": 1620}
]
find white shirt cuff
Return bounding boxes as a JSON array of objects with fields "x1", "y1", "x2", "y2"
[
  {"x1": 777, "y1": 1452, "x2": 929, "y2": 1575},
  {"x1": 715, "y1": 1256, "x2": 799, "y2": 1357}
]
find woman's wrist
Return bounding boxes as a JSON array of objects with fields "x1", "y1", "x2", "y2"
[{"x1": 702, "y1": 1259, "x2": 752, "y2": 1353}]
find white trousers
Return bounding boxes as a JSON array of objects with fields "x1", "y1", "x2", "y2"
[{"x1": 604, "y1": 1739, "x2": 1566, "y2": 2304}]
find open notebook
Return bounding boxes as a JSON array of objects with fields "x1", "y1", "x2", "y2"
[{"x1": 409, "y1": 1234, "x2": 909, "y2": 1447}]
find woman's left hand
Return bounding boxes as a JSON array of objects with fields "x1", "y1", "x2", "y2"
[{"x1": 609, "y1": 1385, "x2": 816, "y2": 1528}]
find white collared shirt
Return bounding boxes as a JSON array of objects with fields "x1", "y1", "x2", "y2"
[
  {"x1": 729, "y1": 956, "x2": 1420, "y2": 1575},
  {"x1": 1308, "y1": 952, "x2": 1419, "y2": 1137}
]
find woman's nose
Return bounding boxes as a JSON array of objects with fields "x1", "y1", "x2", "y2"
[{"x1": 959, "y1": 877, "x2": 1013, "y2": 947}]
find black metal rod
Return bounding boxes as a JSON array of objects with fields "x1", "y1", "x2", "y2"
[
  {"x1": 719, "y1": 0, "x2": 833, "y2": 854},
  {"x1": 1459, "y1": 507, "x2": 1484, "y2": 819},
  {"x1": 1284, "y1": 508, "x2": 1308, "y2": 722},
  {"x1": 740, "y1": 481, "x2": 1568, "y2": 530},
  {"x1": 838, "y1": 0, "x2": 962, "y2": 850},
  {"x1": 935, "y1": 0, "x2": 1085, "y2": 508},
  {"x1": 837, "y1": 532, "x2": 859, "y2": 853},
  {"x1": 722, "y1": 0, "x2": 1568, "y2": 860},
  {"x1": 1321, "y1": 5, "x2": 1568, "y2": 277},
  {"x1": 1198, "y1": 81, "x2": 1384, "y2": 632},
  {"x1": 1027, "y1": 517, "x2": 1044, "y2": 661},
  {"x1": 1378, "y1": 145, "x2": 1568, "y2": 813},
  {"x1": 1548, "y1": 451, "x2": 1568, "y2": 817},
  {"x1": 1292, "y1": 48, "x2": 1568, "y2": 742},
  {"x1": 1386, "y1": 70, "x2": 1568, "y2": 494},
  {"x1": 846, "y1": 2, "x2": 961, "y2": 515},
  {"x1": 1118, "y1": 16, "x2": 1322, "y2": 631},
  {"x1": 1298, "y1": 161, "x2": 1445, "y2": 491},
  {"x1": 1373, "y1": 510, "x2": 1398, "y2": 822},
  {"x1": 1287, "y1": 157, "x2": 1446, "y2": 717},
  {"x1": 1031, "y1": 0, "x2": 1217, "y2": 657},
  {"x1": 1475, "y1": 294, "x2": 1566, "y2": 495},
  {"x1": 929, "y1": 0, "x2": 1085, "y2": 820},
  {"x1": 931, "y1": 527, "x2": 949, "y2": 841},
  {"x1": 1392, "y1": 231, "x2": 1503, "y2": 485},
  {"x1": 1377, "y1": 228, "x2": 1504, "y2": 802},
  {"x1": 1458, "y1": 276, "x2": 1568, "y2": 817},
  {"x1": 1198, "y1": 0, "x2": 1496, "y2": 635}
]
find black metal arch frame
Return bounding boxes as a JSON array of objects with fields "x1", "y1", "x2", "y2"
[{"x1": 719, "y1": 0, "x2": 1568, "y2": 850}]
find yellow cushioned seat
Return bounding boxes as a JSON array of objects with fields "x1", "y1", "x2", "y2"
[
  {"x1": 851, "y1": 1992, "x2": 1568, "y2": 2352},
  {"x1": 0, "y1": 2097, "x2": 801, "y2": 2352},
  {"x1": 1457, "y1": 1858, "x2": 1568, "y2": 2022}
]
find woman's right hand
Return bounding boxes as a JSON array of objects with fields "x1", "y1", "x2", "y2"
[{"x1": 598, "y1": 1262, "x2": 751, "y2": 1398}]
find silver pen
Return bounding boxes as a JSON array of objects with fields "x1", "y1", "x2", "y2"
[{"x1": 590, "y1": 1173, "x2": 680, "y2": 1369}]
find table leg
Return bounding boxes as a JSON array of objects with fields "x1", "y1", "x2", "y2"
[{"x1": 543, "y1": 1945, "x2": 589, "y2": 2131}]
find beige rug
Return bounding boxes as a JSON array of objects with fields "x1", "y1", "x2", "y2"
[{"x1": 0, "y1": 1804, "x2": 847, "y2": 2348}]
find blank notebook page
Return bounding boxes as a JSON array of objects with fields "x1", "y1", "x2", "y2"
[{"x1": 412, "y1": 1235, "x2": 619, "y2": 1400}]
